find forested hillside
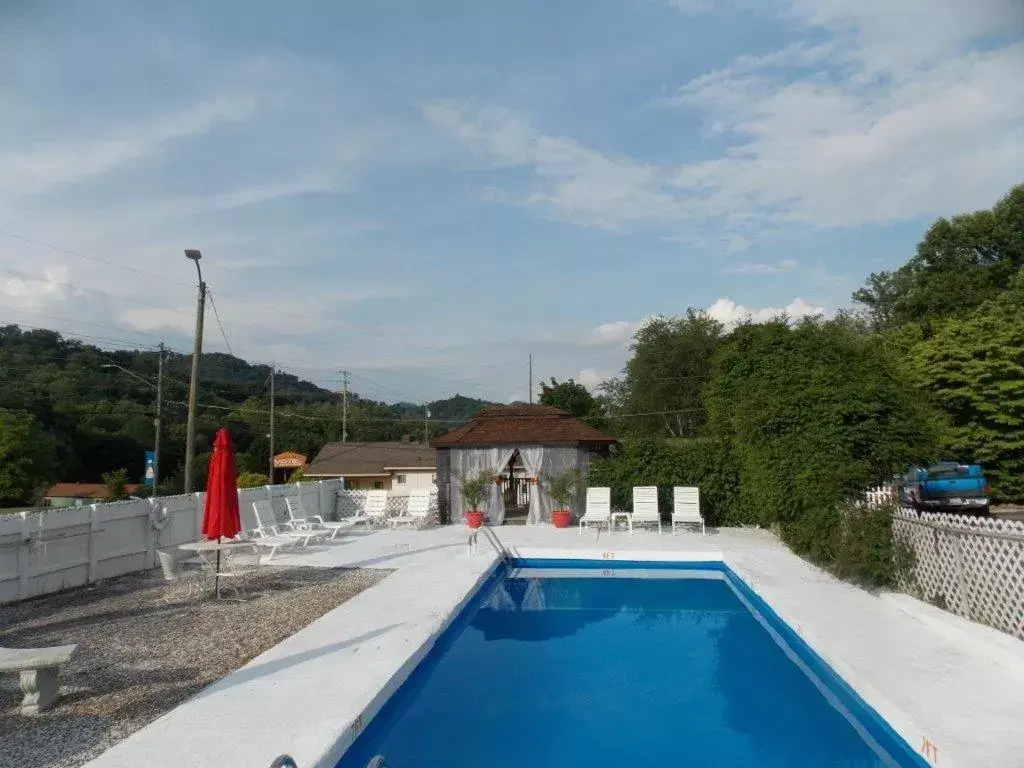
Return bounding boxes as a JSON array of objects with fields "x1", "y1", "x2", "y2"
[{"x1": 0, "y1": 329, "x2": 494, "y2": 503}]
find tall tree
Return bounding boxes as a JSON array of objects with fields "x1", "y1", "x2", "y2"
[
  {"x1": 0, "y1": 410, "x2": 58, "y2": 504},
  {"x1": 614, "y1": 310, "x2": 724, "y2": 438},
  {"x1": 538, "y1": 378, "x2": 604, "y2": 428},
  {"x1": 854, "y1": 183, "x2": 1024, "y2": 330},
  {"x1": 910, "y1": 269, "x2": 1024, "y2": 501}
]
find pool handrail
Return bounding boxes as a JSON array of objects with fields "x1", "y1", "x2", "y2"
[{"x1": 468, "y1": 524, "x2": 513, "y2": 567}]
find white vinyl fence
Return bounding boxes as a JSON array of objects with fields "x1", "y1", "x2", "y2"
[
  {"x1": 892, "y1": 508, "x2": 1024, "y2": 640},
  {"x1": 0, "y1": 480, "x2": 344, "y2": 604}
]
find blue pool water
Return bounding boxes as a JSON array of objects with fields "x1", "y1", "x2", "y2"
[{"x1": 337, "y1": 562, "x2": 923, "y2": 768}]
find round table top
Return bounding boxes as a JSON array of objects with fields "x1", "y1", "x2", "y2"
[{"x1": 179, "y1": 539, "x2": 256, "y2": 552}]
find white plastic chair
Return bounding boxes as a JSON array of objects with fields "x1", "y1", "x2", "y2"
[
  {"x1": 579, "y1": 487, "x2": 611, "y2": 534},
  {"x1": 285, "y1": 496, "x2": 355, "y2": 540},
  {"x1": 632, "y1": 486, "x2": 662, "y2": 534},
  {"x1": 157, "y1": 550, "x2": 206, "y2": 600},
  {"x1": 349, "y1": 490, "x2": 390, "y2": 527},
  {"x1": 672, "y1": 486, "x2": 705, "y2": 535},
  {"x1": 389, "y1": 490, "x2": 431, "y2": 529},
  {"x1": 253, "y1": 500, "x2": 328, "y2": 547}
]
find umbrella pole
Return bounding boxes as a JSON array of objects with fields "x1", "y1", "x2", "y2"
[{"x1": 215, "y1": 536, "x2": 221, "y2": 599}]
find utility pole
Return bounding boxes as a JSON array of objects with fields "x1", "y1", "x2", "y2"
[
  {"x1": 424, "y1": 404, "x2": 430, "y2": 444},
  {"x1": 341, "y1": 370, "x2": 349, "y2": 443},
  {"x1": 528, "y1": 353, "x2": 533, "y2": 404},
  {"x1": 153, "y1": 342, "x2": 164, "y2": 496},
  {"x1": 268, "y1": 363, "x2": 275, "y2": 484},
  {"x1": 183, "y1": 249, "x2": 205, "y2": 494}
]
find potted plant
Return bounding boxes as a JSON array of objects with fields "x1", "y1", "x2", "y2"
[
  {"x1": 545, "y1": 468, "x2": 583, "y2": 528},
  {"x1": 460, "y1": 469, "x2": 493, "y2": 529}
]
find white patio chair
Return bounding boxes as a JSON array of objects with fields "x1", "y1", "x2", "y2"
[
  {"x1": 285, "y1": 496, "x2": 355, "y2": 540},
  {"x1": 388, "y1": 490, "x2": 431, "y2": 529},
  {"x1": 156, "y1": 550, "x2": 207, "y2": 600},
  {"x1": 252, "y1": 500, "x2": 329, "y2": 548},
  {"x1": 348, "y1": 490, "x2": 390, "y2": 527},
  {"x1": 632, "y1": 486, "x2": 662, "y2": 534},
  {"x1": 579, "y1": 487, "x2": 611, "y2": 534},
  {"x1": 672, "y1": 486, "x2": 705, "y2": 535}
]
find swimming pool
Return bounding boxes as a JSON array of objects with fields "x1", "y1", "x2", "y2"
[{"x1": 336, "y1": 560, "x2": 926, "y2": 768}]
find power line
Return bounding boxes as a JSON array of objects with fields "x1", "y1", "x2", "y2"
[
  {"x1": 0, "y1": 229, "x2": 193, "y2": 288},
  {"x1": 206, "y1": 289, "x2": 234, "y2": 356}
]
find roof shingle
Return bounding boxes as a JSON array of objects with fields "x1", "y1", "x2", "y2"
[
  {"x1": 432, "y1": 405, "x2": 616, "y2": 447},
  {"x1": 305, "y1": 442, "x2": 435, "y2": 476}
]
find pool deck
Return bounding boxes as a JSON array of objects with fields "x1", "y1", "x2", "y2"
[{"x1": 85, "y1": 525, "x2": 1024, "y2": 768}]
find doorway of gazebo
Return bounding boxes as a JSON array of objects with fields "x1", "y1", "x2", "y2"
[{"x1": 500, "y1": 450, "x2": 529, "y2": 525}]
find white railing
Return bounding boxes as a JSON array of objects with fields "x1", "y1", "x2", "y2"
[
  {"x1": 893, "y1": 508, "x2": 1024, "y2": 640},
  {"x1": 0, "y1": 479, "x2": 344, "y2": 604}
]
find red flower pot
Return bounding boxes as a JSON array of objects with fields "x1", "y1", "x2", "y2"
[
  {"x1": 466, "y1": 510, "x2": 485, "y2": 529},
  {"x1": 551, "y1": 509, "x2": 573, "y2": 528}
]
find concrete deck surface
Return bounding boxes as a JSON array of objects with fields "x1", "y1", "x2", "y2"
[{"x1": 85, "y1": 525, "x2": 1024, "y2": 768}]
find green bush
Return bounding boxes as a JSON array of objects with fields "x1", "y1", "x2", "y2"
[
  {"x1": 782, "y1": 502, "x2": 913, "y2": 589},
  {"x1": 236, "y1": 471, "x2": 270, "y2": 489},
  {"x1": 588, "y1": 438, "x2": 739, "y2": 525}
]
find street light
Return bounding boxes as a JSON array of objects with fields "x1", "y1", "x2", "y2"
[
  {"x1": 103, "y1": 347, "x2": 164, "y2": 495},
  {"x1": 183, "y1": 249, "x2": 206, "y2": 494}
]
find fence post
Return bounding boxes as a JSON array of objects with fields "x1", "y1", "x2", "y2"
[
  {"x1": 318, "y1": 480, "x2": 329, "y2": 521},
  {"x1": 144, "y1": 500, "x2": 155, "y2": 568},
  {"x1": 17, "y1": 512, "x2": 31, "y2": 600},
  {"x1": 88, "y1": 504, "x2": 100, "y2": 583},
  {"x1": 954, "y1": 534, "x2": 971, "y2": 620}
]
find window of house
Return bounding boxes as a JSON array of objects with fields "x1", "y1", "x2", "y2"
[
  {"x1": 395, "y1": 474, "x2": 406, "y2": 484},
  {"x1": 373, "y1": 481, "x2": 384, "y2": 490}
]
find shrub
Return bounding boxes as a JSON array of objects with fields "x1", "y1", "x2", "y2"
[
  {"x1": 236, "y1": 471, "x2": 270, "y2": 489},
  {"x1": 544, "y1": 468, "x2": 583, "y2": 511},
  {"x1": 102, "y1": 468, "x2": 131, "y2": 501},
  {"x1": 588, "y1": 438, "x2": 739, "y2": 525},
  {"x1": 782, "y1": 501, "x2": 913, "y2": 589}
]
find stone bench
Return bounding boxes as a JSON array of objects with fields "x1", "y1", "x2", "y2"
[{"x1": 0, "y1": 645, "x2": 78, "y2": 714}]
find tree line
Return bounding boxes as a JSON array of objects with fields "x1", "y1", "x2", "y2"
[
  {"x1": 0, "y1": 333, "x2": 492, "y2": 505},
  {"x1": 542, "y1": 183, "x2": 1023, "y2": 584}
]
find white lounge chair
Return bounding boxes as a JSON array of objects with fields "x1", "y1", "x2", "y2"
[
  {"x1": 388, "y1": 490, "x2": 431, "y2": 529},
  {"x1": 348, "y1": 490, "x2": 390, "y2": 527},
  {"x1": 285, "y1": 496, "x2": 355, "y2": 540},
  {"x1": 672, "y1": 486, "x2": 705, "y2": 535},
  {"x1": 579, "y1": 487, "x2": 611, "y2": 534},
  {"x1": 252, "y1": 501, "x2": 328, "y2": 547},
  {"x1": 632, "y1": 486, "x2": 662, "y2": 534},
  {"x1": 0, "y1": 645, "x2": 78, "y2": 714}
]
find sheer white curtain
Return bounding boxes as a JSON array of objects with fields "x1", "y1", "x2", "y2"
[
  {"x1": 518, "y1": 446, "x2": 545, "y2": 525},
  {"x1": 451, "y1": 448, "x2": 515, "y2": 524},
  {"x1": 487, "y1": 447, "x2": 516, "y2": 525}
]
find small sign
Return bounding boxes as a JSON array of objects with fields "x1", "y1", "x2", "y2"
[
  {"x1": 144, "y1": 451, "x2": 156, "y2": 487},
  {"x1": 273, "y1": 452, "x2": 307, "y2": 469}
]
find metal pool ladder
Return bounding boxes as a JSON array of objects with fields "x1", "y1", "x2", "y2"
[
  {"x1": 268, "y1": 754, "x2": 386, "y2": 767},
  {"x1": 468, "y1": 524, "x2": 513, "y2": 567}
]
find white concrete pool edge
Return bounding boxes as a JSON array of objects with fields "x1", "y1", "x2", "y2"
[
  {"x1": 84, "y1": 531, "x2": 1024, "y2": 768},
  {"x1": 84, "y1": 553, "x2": 502, "y2": 768}
]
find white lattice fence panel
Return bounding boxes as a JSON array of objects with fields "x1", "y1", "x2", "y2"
[
  {"x1": 335, "y1": 490, "x2": 439, "y2": 524},
  {"x1": 894, "y1": 508, "x2": 1024, "y2": 639}
]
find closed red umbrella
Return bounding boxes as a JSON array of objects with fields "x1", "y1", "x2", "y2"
[{"x1": 203, "y1": 428, "x2": 241, "y2": 597}]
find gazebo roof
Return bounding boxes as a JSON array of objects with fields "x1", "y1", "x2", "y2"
[{"x1": 432, "y1": 405, "x2": 616, "y2": 447}]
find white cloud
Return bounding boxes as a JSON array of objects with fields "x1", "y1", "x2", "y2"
[
  {"x1": 578, "y1": 369, "x2": 606, "y2": 391},
  {"x1": 721, "y1": 258, "x2": 798, "y2": 275},
  {"x1": 706, "y1": 297, "x2": 826, "y2": 327},
  {"x1": 659, "y1": 0, "x2": 713, "y2": 13},
  {"x1": 427, "y1": 3, "x2": 1024, "y2": 242},
  {"x1": 0, "y1": 265, "x2": 73, "y2": 310}
]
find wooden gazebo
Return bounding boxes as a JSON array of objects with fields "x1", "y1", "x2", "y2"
[{"x1": 432, "y1": 405, "x2": 616, "y2": 525}]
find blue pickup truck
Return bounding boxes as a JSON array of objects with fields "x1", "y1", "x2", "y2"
[{"x1": 900, "y1": 461, "x2": 991, "y2": 516}]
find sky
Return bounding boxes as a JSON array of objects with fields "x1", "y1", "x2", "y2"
[{"x1": 1, "y1": 0, "x2": 1022, "y2": 404}]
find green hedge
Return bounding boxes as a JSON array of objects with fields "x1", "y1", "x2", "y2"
[{"x1": 588, "y1": 438, "x2": 740, "y2": 525}]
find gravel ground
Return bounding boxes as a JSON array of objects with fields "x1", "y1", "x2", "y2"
[{"x1": 0, "y1": 565, "x2": 390, "y2": 768}]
